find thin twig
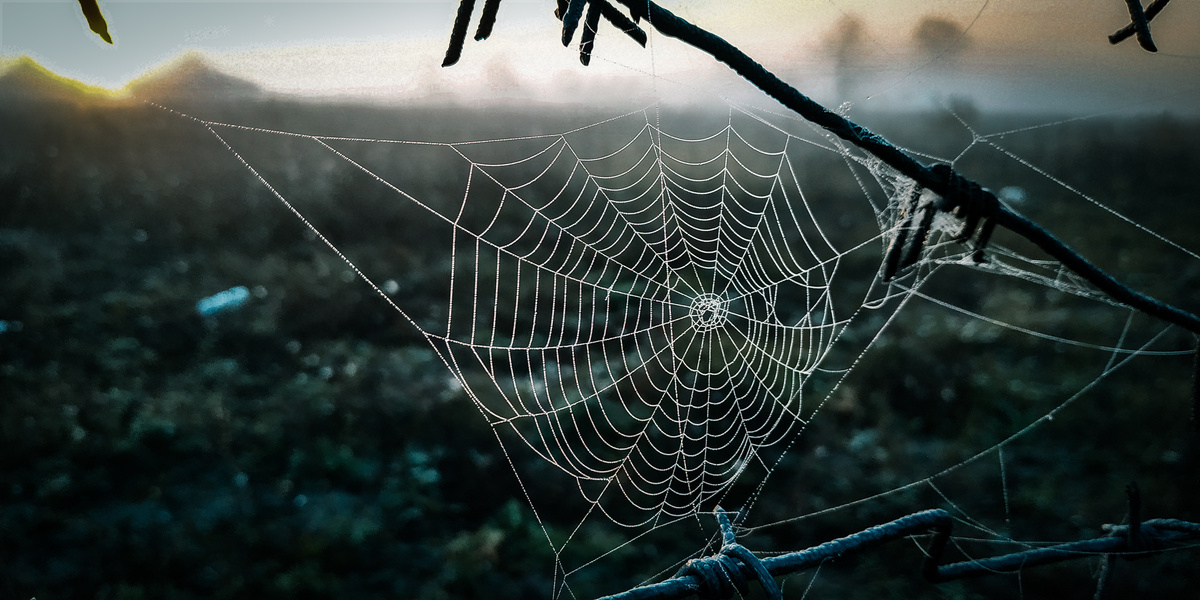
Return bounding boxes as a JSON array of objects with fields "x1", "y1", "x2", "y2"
[
  {"x1": 579, "y1": 1, "x2": 603, "y2": 65},
  {"x1": 77, "y1": 0, "x2": 113, "y2": 44},
  {"x1": 1111, "y1": 0, "x2": 1171, "y2": 51},
  {"x1": 1120, "y1": 0, "x2": 1158, "y2": 52},
  {"x1": 561, "y1": 0, "x2": 588, "y2": 45},
  {"x1": 593, "y1": 0, "x2": 647, "y2": 47},
  {"x1": 442, "y1": 0, "x2": 477, "y2": 66},
  {"x1": 474, "y1": 0, "x2": 504, "y2": 41}
]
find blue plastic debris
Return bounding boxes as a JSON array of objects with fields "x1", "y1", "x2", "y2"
[
  {"x1": 196, "y1": 286, "x2": 251, "y2": 317},
  {"x1": 999, "y1": 186, "x2": 1028, "y2": 205}
]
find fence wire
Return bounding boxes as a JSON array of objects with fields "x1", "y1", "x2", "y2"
[{"x1": 600, "y1": 499, "x2": 1200, "y2": 600}]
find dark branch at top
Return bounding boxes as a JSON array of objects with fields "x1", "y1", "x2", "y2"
[
  {"x1": 442, "y1": 0, "x2": 645, "y2": 67},
  {"x1": 1110, "y1": 0, "x2": 1172, "y2": 51},
  {"x1": 77, "y1": 0, "x2": 113, "y2": 44}
]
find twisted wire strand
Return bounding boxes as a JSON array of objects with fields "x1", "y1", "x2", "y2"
[
  {"x1": 599, "y1": 507, "x2": 1200, "y2": 600},
  {"x1": 883, "y1": 185, "x2": 921, "y2": 280}
]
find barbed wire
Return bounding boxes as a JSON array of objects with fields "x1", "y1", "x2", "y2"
[
  {"x1": 599, "y1": 486, "x2": 1200, "y2": 600},
  {"x1": 1110, "y1": 0, "x2": 1172, "y2": 52}
]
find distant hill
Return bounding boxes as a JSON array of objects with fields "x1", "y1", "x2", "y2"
[
  {"x1": 0, "y1": 56, "x2": 124, "y2": 104},
  {"x1": 124, "y1": 53, "x2": 263, "y2": 104},
  {"x1": 0, "y1": 53, "x2": 265, "y2": 107}
]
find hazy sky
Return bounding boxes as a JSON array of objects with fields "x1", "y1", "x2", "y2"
[{"x1": 2, "y1": 1, "x2": 1198, "y2": 113}]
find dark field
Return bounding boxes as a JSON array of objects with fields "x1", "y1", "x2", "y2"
[{"x1": 2, "y1": 92, "x2": 1199, "y2": 600}]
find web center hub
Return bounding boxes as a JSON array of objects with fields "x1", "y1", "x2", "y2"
[{"x1": 689, "y1": 293, "x2": 729, "y2": 332}]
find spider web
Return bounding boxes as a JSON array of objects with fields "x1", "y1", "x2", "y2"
[
  {"x1": 162, "y1": 7, "x2": 1200, "y2": 596},
  {"x1": 193, "y1": 102, "x2": 911, "y2": 526}
]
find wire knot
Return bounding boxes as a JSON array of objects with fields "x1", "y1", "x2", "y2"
[
  {"x1": 676, "y1": 508, "x2": 782, "y2": 600},
  {"x1": 1110, "y1": 482, "x2": 1165, "y2": 559},
  {"x1": 929, "y1": 163, "x2": 1000, "y2": 263},
  {"x1": 883, "y1": 164, "x2": 1000, "y2": 280}
]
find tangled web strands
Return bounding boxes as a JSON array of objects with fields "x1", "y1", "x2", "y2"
[{"x1": 203, "y1": 101, "x2": 1009, "y2": 525}]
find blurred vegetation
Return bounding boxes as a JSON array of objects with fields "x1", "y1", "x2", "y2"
[{"x1": 1, "y1": 87, "x2": 1198, "y2": 600}]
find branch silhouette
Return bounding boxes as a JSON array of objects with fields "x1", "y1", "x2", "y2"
[
  {"x1": 77, "y1": 0, "x2": 113, "y2": 44},
  {"x1": 1110, "y1": 0, "x2": 1172, "y2": 51}
]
